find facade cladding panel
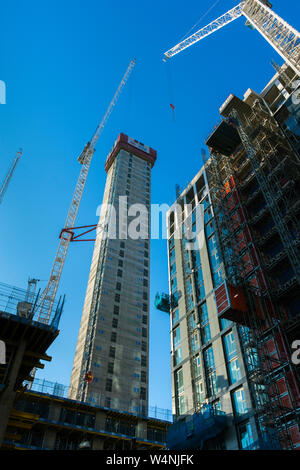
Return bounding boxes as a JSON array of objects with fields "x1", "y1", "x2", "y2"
[{"x1": 70, "y1": 133, "x2": 156, "y2": 414}]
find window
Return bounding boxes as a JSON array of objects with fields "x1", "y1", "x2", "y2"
[
  {"x1": 119, "y1": 250, "x2": 124, "y2": 257},
  {"x1": 109, "y1": 347, "x2": 115, "y2": 359},
  {"x1": 112, "y1": 318, "x2": 118, "y2": 328},
  {"x1": 142, "y1": 315, "x2": 147, "y2": 324},
  {"x1": 114, "y1": 305, "x2": 119, "y2": 315},
  {"x1": 141, "y1": 371, "x2": 146, "y2": 383},
  {"x1": 170, "y1": 262, "x2": 176, "y2": 278},
  {"x1": 169, "y1": 248, "x2": 175, "y2": 265},
  {"x1": 195, "y1": 270, "x2": 205, "y2": 301},
  {"x1": 175, "y1": 369, "x2": 184, "y2": 415},
  {"x1": 238, "y1": 422, "x2": 254, "y2": 449},
  {"x1": 169, "y1": 236, "x2": 174, "y2": 251},
  {"x1": 174, "y1": 347, "x2": 182, "y2": 366},
  {"x1": 232, "y1": 387, "x2": 248, "y2": 416},
  {"x1": 108, "y1": 362, "x2": 114, "y2": 374},
  {"x1": 173, "y1": 326, "x2": 181, "y2": 348},
  {"x1": 117, "y1": 269, "x2": 122, "y2": 277},
  {"x1": 115, "y1": 294, "x2": 120, "y2": 303},
  {"x1": 188, "y1": 312, "x2": 197, "y2": 331},
  {"x1": 205, "y1": 220, "x2": 214, "y2": 238},
  {"x1": 118, "y1": 260, "x2": 123, "y2": 267},
  {"x1": 116, "y1": 282, "x2": 121, "y2": 291},
  {"x1": 192, "y1": 355, "x2": 201, "y2": 379},
  {"x1": 106, "y1": 379, "x2": 113, "y2": 392},
  {"x1": 143, "y1": 279, "x2": 148, "y2": 287},
  {"x1": 141, "y1": 355, "x2": 147, "y2": 367},
  {"x1": 172, "y1": 309, "x2": 179, "y2": 326},
  {"x1": 143, "y1": 292, "x2": 148, "y2": 301},
  {"x1": 204, "y1": 346, "x2": 218, "y2": 397},
  {"x1": 140, "y1": 387, "x2": 146, "y2": 400},
  {"x1": 191, "y1": 332, "x2": 200, "y2": 352},
  {"x1": 142, "y1": 327, "x2": 147, "y2": 338},
  {"x1": 142, "y1": 341, "x2": 147, "y2": 352},
  {"x1": 120, "y1": 241, "x2": 125, "y2": 248},
  {"x1": 111, "y1": 332, "x2": 117, "y2": 343},
  {"x1": 224, "y1": 331, "x2": 242, "y2": 384},
  {"x1": 143, "y1": 303, "x2": 148, "y2": 312},
  {"x1": 174, "y1": 368, "x2": 184, "y2": 394},
  {"x1": 220, "y1": 318, "x2": 231, "y2": 330},
  {"x1": 195, "y1": 381, "x2": 205, "y2": 407},
  {"x1": 199, "y1": 303, "x2": 211, "y2": 344}
]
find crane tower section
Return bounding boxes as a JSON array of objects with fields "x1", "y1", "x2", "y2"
[{"x1": 0, "y1": 150, "x2": 22, "y2": 205}]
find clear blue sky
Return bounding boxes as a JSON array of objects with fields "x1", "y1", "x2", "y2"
[{"x1": 1, "y1": 0, "x2": 299, "y2": 411}]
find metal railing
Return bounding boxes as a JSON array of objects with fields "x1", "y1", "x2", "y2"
[
  {"x1": 28, "y1": 378, "x2": 173, "y2": 422},
  {"x1": 0, "y1": 281, "x2": 64, "y2": 329}
]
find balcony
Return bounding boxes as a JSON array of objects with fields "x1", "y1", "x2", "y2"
[
  {"x1": 254, "y1": 225, "x2": 278, "y2": 247},
  {"x1": 205, "y1": 120, "x2": 241, "y2": 156},
  {"x1": 242, "y1": 186, "x2": 262, "y2": 207},
  {"x1": 248, "y1": 205, "x2": 269, "y2": 226},
  {"x1": 261, "y1": 249, "x2": 288, "y2": 271},
  {"x1": 166, "y1": 404, "x2": 227, "y2": 450},
  {"x1": 270, "y1": 276, "x2": 299, "y2": 299}
]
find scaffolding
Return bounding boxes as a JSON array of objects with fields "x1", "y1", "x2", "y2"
[{"x1": 205, "y1": 96, "x2": 300, "y2": 449}]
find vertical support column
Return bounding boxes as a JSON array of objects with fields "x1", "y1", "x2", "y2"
[{"x1": 0, "y1": 339, "x2": 26, "y2": 446}]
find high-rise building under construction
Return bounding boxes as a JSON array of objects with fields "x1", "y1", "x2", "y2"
[
  {"x1": 159, "y1": 63, "x2": 300, "y2": 450},
  {"x1": 70, "y1": 133, "x2": 157, "y2": 414}
]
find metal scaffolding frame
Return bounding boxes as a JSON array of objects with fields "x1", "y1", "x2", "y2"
[{"x1": 205, "y1": 102, "x2": 300, "y2": 449}]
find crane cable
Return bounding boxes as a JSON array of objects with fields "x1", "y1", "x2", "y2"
[
  {"x1": 165, "y1": 0, "x2": 221, "y2": 120},
  {"x1": 179, "y1": 0, "x2": 221, "y2": 42}
]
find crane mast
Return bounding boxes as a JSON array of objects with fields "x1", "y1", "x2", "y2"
[
  {"x1": 37, "y1": 59, "x2": 136, "y2": 324},
  {"x1": 163, "y1": 0, "x2": 300, "y2": 76},
  {"x1": 0, "y1": 149, "x2": 22, "y2": 205}
]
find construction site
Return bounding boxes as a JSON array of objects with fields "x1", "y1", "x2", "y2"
[{"x1": 0, "y1": 0, "x2": 300, "y2": 452}]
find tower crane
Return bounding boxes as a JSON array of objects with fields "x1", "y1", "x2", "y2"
[
  {"x1": 0, "y1": 149, "x2": 22, "y2": 205},
  {"x1": 163, "y1": 0, "x2": 300, "y2": 77},
  {"x1": 36, "y1": 59, "x2": 136, "y2": 324}
]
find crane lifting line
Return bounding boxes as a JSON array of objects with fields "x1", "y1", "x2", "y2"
[
  {"x1": 36, "y1": 59, "x2": 136, "y2": 324},
  {"x1": 178, "y1": 0, "x2": 221, "y2": 43}
]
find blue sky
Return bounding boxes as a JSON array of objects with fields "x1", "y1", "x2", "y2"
[{"x1": 1, "y1": 0, "x2": 299, "y2": 411}]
